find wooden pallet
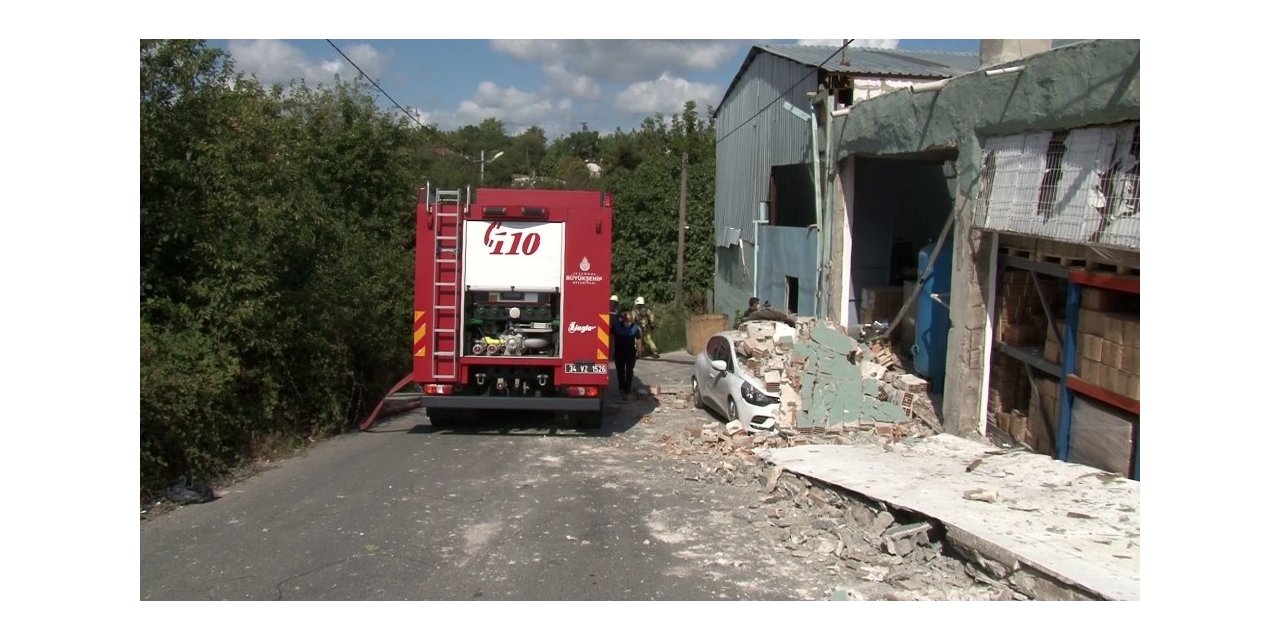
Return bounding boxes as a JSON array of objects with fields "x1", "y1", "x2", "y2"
[
  {"x1": 1036, "y1": 251, "x2": 1088, "y2": 269},
  {"x1": 1085, "y1": 259, "x2": 1140, "y2": 277},
  {"x1": 999, "y1": 245, "x2": 1034, "y2": 260}
]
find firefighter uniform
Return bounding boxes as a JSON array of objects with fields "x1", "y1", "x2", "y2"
[{"x1": 633, "y1": 296, "x2": 660, "y2": 358}]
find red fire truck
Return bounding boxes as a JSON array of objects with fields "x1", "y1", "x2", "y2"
[{"x1": 412, "y1": 185, "x2": 614, "y2": 429}]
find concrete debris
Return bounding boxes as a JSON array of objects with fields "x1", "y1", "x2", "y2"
[
  {"x1": 963, "y1": 489, "x2": 999, "y2": 503},
  {"x1": 722, "y1": 319, "x2": 930, "y2": 445},
  {"x1": 883, "y1": 522, "x2": 933, "y2": 557}
]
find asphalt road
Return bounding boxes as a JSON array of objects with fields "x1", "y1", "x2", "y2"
[{"x1": 140, "y1": 358, "x2": 839, "y2": 601}]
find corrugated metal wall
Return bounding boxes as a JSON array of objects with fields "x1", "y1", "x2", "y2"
[
  {"x1": 715, "y1": 54, "x2": 817, "y2": 242},
  {"x1": 714, "y1": 52, "x2": 820, "y2": 314}
]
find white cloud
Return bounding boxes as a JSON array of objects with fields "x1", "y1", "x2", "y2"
[
  {"x1": 795, "y1": 39, "x2": 899, "y2": 49},
  {"x1": 614, "y1": 73, "x2": 720, "y2": 115},
  {"x1": 228, "y1": 40, "x2": 389, "y2": 86},
  {"x1": 543, "y1": 63, "x2": 601, "y2": 101},
  {"x1": 423, "y1": 81, "x2": 575, "y2": 132},
  {"x1": 493, "y1": 40, "x2": 741, "y2": 82}
]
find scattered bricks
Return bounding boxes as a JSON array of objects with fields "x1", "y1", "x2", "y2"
[
  {"x1": 701, "y1": 429, "x2": 719, "y2": 443},
  {"x1": 777, "y1": 475, "x2": 808, "y2": 497},
  {"x1": 763, "y1": 466, "x2": 785, "y2": 493},
  {"x1": 763, "y1": 369, "x2": 783, "y2": 393},
  {"x1": 812, "y1": 518, "x2": 838, "y2": 531},
  {"x1": 809, "y1": 486, "x2": 842, "y2": 505},
  {"x1": 731, "y1": 434, "x2": 754, "y2": 448},
  {"x1": 745, "y1": 321, "x2": 776, "y2": 341},
  {"x1": 893, "y1": 374, "x2": 929, "y2": 393},
  {"x1": 883, "y1": 522, "x2": 932, "y2": 556},
  {"x1": 776, "y1": 333, "x2": 795, "y2": 353},
  {"x1": 860, "y1": 360, "x2": 888, "y2": 381},
  {"x1": 871, "y1": 510, "x2": 896, "y2": 536},
  {"x1": 963, "y1": 488, "x2": 999, "y2": 503},
  {"x1": 683, "y1": 424, "x2": 703, "y2": 438},
  {"x1": 724, "y1": 419, "x2": 745, "y2": 435}
]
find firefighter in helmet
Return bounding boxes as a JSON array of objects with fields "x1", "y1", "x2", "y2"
[
  {"x1": 608, "y1": 295, "x2": 621, "y2": 356},
  {"x1": 633, "y1": 296, "x2": 660, "y2": 358}
]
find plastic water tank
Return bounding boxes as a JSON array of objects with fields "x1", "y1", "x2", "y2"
[{"x1": 913, "y1": 239, "x2": 953, "y2": 388}]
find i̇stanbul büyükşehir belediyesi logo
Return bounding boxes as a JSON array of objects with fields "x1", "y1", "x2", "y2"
[{"x1": 567, "y1": 256, "x2": 603, "y2": 285}]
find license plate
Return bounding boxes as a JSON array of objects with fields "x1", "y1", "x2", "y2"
[{"x1": 565, "y1": 363, "x2": 607, "y2": 374}]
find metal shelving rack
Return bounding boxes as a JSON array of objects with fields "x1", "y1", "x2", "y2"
[{"x1": 993, "y1": 253, "x2": 1140, "y2": 480}]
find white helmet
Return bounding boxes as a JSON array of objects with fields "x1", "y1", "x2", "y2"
[
  {"x1": 634, "y1": 296, "x2": 645, "y2": 305},
  {"x1": 610, "y1": 294, "x2": 619, "y2": 302}
]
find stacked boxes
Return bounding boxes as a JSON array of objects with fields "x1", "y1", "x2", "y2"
[
  {"x1": 1027, "y1": 373, "x2": 1060, "y2": 455},
  {"x1": 990, "y1": 270, "x2": 1061, "y2": 452},
  {"x1": 1074, "y1": 289, "x2": 1139, "y2": 401},
  {"x1": 988, "y1": 352, "x2": 1028, "y2": 415},
  {"x1": 996, "y1": 271, "x2": 1060, "y2": 347},
  {"x1": 1040, "y1": 290, "x2": 1139, "y2": 400}
]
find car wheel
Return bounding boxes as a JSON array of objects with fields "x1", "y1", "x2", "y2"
[
  {"x1": 727, "y1": 397, "x2": 738, "y2": 423},
  {"x1": 691, "y1": 376, "x2": 704, "y2": 409}
]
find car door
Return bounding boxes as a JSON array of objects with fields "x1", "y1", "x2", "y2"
[
  {"x1": 707, "y1": 336, "x2": 736, "y2": 414},
  {"x1": 695, "y1": 336, "x2": 721, "y2": 414}
]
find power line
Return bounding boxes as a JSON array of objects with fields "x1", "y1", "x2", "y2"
[
  {"x1": 715, "y1": 39, "x2": 854, "y2": 146},
  {"x1": 325, "y1": 39, "x2": 461, "y2": 154}
]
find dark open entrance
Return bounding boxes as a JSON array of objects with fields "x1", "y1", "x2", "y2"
[
  {"x1": 848, "y1": 152, "x2": 958, "y2": 411},
  {"x1": 785, "y1": 276, "x2": 799, "y2": 315}
]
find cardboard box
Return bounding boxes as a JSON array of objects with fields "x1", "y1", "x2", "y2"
[
  {"x1": 1121, "y1": 316, "x2": 1140, "y2": 347},
  {"x1": 1078, "y1": 309, "x2": 1107, "y2": 335},
  {"x1": 1078, "y1": 334, "x2": 1104, "y2": 362},
  {"x1": 1121, "y1": 346, "x2": 1140, "y2": 374},
  {"x1": 1078, "y1": 359, "x2": 1100, "y2": 384},
  {"x1": 1100, "y1": 340, "x2": 1124, "y2": 368}
]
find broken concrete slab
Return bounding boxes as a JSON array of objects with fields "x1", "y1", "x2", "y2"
[{"x1": 757, "y1": 436, "x2": 1139, "y2": 600}]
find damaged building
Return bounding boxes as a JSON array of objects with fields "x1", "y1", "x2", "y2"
[{"x1": 712, "y1": 40, "x2": 1140, "y2": 479}]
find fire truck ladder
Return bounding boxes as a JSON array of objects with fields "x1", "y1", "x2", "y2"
[{"x1": 430, "y1": 187, "x2": 468, "y2": 380}]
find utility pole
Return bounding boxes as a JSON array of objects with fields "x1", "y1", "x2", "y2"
[{"x1": 675, "y1": 147, "x2": 688, "y2": 308}]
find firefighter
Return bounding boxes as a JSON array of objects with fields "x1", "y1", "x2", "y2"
[{"x1": 633, "y1": 296, "x2": 660, "y2": 358}]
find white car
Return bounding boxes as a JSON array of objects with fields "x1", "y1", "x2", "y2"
[{"x1": 691, "y1": 330, "x2": 781, "y2": 431}]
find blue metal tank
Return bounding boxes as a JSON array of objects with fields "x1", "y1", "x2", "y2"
[{"x1": 913, "y1": 239, "x2": 953, "y2": 389}]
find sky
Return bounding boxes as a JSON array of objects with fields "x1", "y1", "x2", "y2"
[{"x1": 212, "y1": 39, "x2": 981, "y2": 139}]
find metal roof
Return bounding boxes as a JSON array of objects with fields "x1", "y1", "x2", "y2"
[
  {"x1": 715, "y1": 44, "x2": 982, "y2": 116},
  {"x1": 761, "y1": 44, "x2": 980, "y2": 77}
]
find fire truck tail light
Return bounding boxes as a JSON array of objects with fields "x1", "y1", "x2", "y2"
[
  {"x1": 563, "y1": 386, "x2": 600, "y2": 398},
  {"x1": 482, "y1": 206, "x2": 506, "y2": 217},
  {"x1": 423, "y1": 384, "x2": 455, "y2": 395},
  {"x1": 521, "y1": 206, "x2": 548, "y2": 219}
]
